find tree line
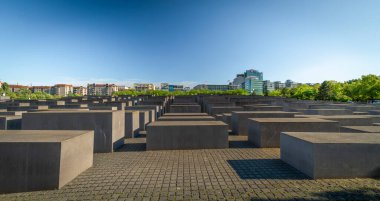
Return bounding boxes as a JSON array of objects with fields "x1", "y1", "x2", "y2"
[
  {"x1": 1, "y1": 74, "x2": 379, "y2": 101},
  {"x1": 267, "y1": 74, "x2": 380, "y2": 102}
]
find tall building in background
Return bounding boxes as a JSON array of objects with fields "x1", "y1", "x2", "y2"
[
  {"x1": 133, "y1": 83, "x2": 155, "y2": 91},
  {"x1": 87, "y1": 84, "x2": 118, "y2": 96},
  {"x1": 274, "y1": 81, "x2": 286, "y2": 90},
  {"x1": 52, "y1": 84, "x2": 73, "y2": 97},
  {"x1": 285, "y1": 79, "x2": 299, "y2": 88},
  {"x1": 231, "y1": 68, "x2": 264, "y2": 94},
  {"x1": 244, "y1": 69, "x2": 263, "y2": 80},
  {"x1": 263, "y1": 80, "x2": 275, "y2": 95},
  {"x1": 244, "y1": 76, "x2": 264, "y2": 95},
  {"x1": 232, "y1": 74, "x2": 245, "y2": 89}
]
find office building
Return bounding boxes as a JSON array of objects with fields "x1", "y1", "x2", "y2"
[
  {"x1": 73, "y1": 86, "x2": 88, "y2": 96},
  {"x1": 31, "y1": 86, "x2": 52, "y2": 94},
  {"x1": 87, "y1": 84, "x2": 118, "y2": 96},
  {"x1": 244, "y1": 76, "x2": 264, "y2": 95},
  {"x1": 232, "y1": 74, "x2": 245, "y2": 89},
  {"x1": 52, "y1": 84, "x2": 73, "y2": 97},
  {"x1": 134, "y1": 83, "x2": 155, "y2": 91},
  {"x1": 274, "y1": 81, "x2": 286, "y2": 90},
  {"x1": 263, "y1": 80, "x2": 275, "y2": 95}
]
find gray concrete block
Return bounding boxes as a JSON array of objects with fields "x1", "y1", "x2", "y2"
[
  {"x1": 125, "y1": 111, "x2": 140, "y2": 138},
  {"x1": 158, "y1": 116, "x2": 215, "y2": 121},
  {"x1": 340, "y1": 126, "x2": 380, "y2": 133},
  {"x1": 209, "y1": 106, "x2": 243, "y2": 115},
  {"x1": 248, "y1": 118, "x2": 340, "y2": 147},
  {"x1": 0, "y1": 130, "x2": 93, "y2": 193},
  {"x1": 243, "y1": 105, "x2": 283, "y2": 111},
  {"x1": 163, "y1": 113, "x2": 208, "y2": 116},
  {"x1": 222, "y1": 113, "x2": 232, "y2": 129},
  {"x1": 7, "y1": 105, "x2": 48, "y2": 111},
  {"x1": 169, "y1": 105, "x2": 201, "y2": 113},
  {"x1": 22, "y1": 111, "x2": 125, "y2": 153},
  {"x1": 316, "y1": 115, "x2": 374, "y2": 126},
  {"x1": 231, "y1": 111, "x2": 297, "y2": 135},
  {"x1": 89, "y1": 106, "x2": 118, "y2": 111},
  {"x1": 281, "y1": 132, "x2": 380, "y2": 179},
  {"x1": 369, "y1": 110, "x2": 380, "y2": 115},
  {"x1": 303, "y1": 109, "x2": 353, "y2": 116},
  {"x1": 0, "y1": 115, "x2": 22, "y2": 130},
  {"x1": 146, "y1": 121, "x2": 228, "y2": 150}
]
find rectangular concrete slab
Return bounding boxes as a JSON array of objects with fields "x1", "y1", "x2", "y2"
[
  {"x1": 281, "y1": 132, "x2": 380, "y2": 179},
  {"x1": 169, "y1": 105, "x2": 201, "y2": 113},
  {"x1": 125, "y1": 111, "x2": 140, "y2": 138},
  {"x1": 163, "y1": 113, "x2": 208, "y2": 116},
  {"x1": 146, "y1": 121, "x2": 228, "y2": 150},
  {"x1": 209, "y1": 106, "x2": 243, "y2": 115},
  {"x1": 0, "y1": 115, "x2": 22, "y2": 130},
  {"x1": 302, "y1": 109, "x2": 353, "y2": 116},
  {"x1": 231, "y1": 111, "x2": 297, "y2": 135},
  {"x1": 243, "y1": 105, "x2": 283, "y2": 111},
  {"x1": 248, "y1": 118, "x2": 340, "y2": 148},
  {"x1": 158, "y1": 116, "x2": 215, "y2": 121},
  {"x1": 340, "y1": 126, "x2": 380, "y2": 133},
  {"x1": 0, "y1": 130, "x2": 94, "y2": 193},
  {"x1": 22, "y1": 111, "x2": 125, "y2": 153}
]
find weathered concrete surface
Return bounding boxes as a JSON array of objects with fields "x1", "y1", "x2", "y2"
[
  {"x1": 248, "y1": 118, "x2": 340, "y2": 148},
  {"x1": 315, "y1": 115, "x2": 374, "y2": 126},
  {"x1": 281, "y1": 132, "x2": 380, "y2": 179},
  {"x1": 89, "y1": 106, "x2": 118, "y2": 111},
  {"x1": 146, "y1": 121, "x2": 228, "y2": 150},
  {"x1": 0, "y1": 111, "x2": 25, "y2": 116},
  {"x1": 340, "y1": 126, "x2": 380, "y2": 133},
  {"x1": 302, "y1": 109, "x2": 353, "y2": 116},
  {"x1": 0, "y1": 115, "x2": 22, "y2": 130},
  {"x1": 222, "y1": 113, "x2": 232, "y2": 129},
  {"x1": 169, "y1": 105, "x2": 201, "y2": 113},
  {"x1": 158, "y1": 116, "x2": 215, "y2": 121},
  {"x1": 22, "y1": 111, "x2": 125, "y2": 153},
  {"x1": 374, "y1": 123, "x2": 380, "y2": 126},
  {"x1": 209, "y1": 106, "x2": 243, "y2": 115},
  {"x1": 0, "y1": 130, "x2": 93, "y2": 193},
  {"x1": 7, "y1": 105, "x2": 49, "y2": 111},
  {"x1": 125, "y1": 111, "x2": 140, "y2": 138},
  {"x1": 369, "y1": 110, "x2": 380, "y2": 115},
  {"x1": 163, "y1": 113, "x2": 208, "y2": 116},
  {"x1": 126, "y1": 106, "x2": 160, "y2": 119},
  {"x1": 231, "y1": 111, "x2": 297, "y2": 135},
  {"x1": 243, "y1": 105, "x2": 283, "y2": 111}
]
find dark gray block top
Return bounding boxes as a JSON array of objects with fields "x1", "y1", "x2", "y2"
[
  {"x1": 248, "y1": 118, "x2": 337, "y2": 123},
  {"x1": 28, "y1": 110, "x2": 118, "y2": 114},
  {"x1": 296, "y1": 115, "x2": 371, "y2": 119},
  {"x1": 0, "y1": 130, "x2": 92, "y2": 142},
  {"x1": 222, "y1": 113, "x2": 231, "y2": 117},
  {"x1": 0, "y1": 115, "x2": 22, "y2": 120},
  {"x1": 148, "y1": 121, "x2": 227, "y2": 126},
  {"x1": 158, "y1": 116, "x2": 215, "y2": 120},
  {"x1": 164, "y1": 113, "x2": 208, "y2": 116},
  {"x1": 232, "y1": 111, "x2": 297, "y2": 114},
  {"x1": 341, "y1": 126, "x2": 380, "y2": 133},
  {"x1": 282, "y1": 132, "x2": 380, "y2": 144}
]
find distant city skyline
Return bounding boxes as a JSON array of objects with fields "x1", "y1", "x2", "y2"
[{"x1": 1, "y1": 0, "x2": 380, "y2": 86}]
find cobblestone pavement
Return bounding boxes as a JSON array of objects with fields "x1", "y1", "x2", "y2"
[{"x1": 1, "y1": 136, "x2": 379, "y2": 201}]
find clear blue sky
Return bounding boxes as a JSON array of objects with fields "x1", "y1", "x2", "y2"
[{"x1": 0, "y1": 0, "x2": 379, "y2": 87}]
